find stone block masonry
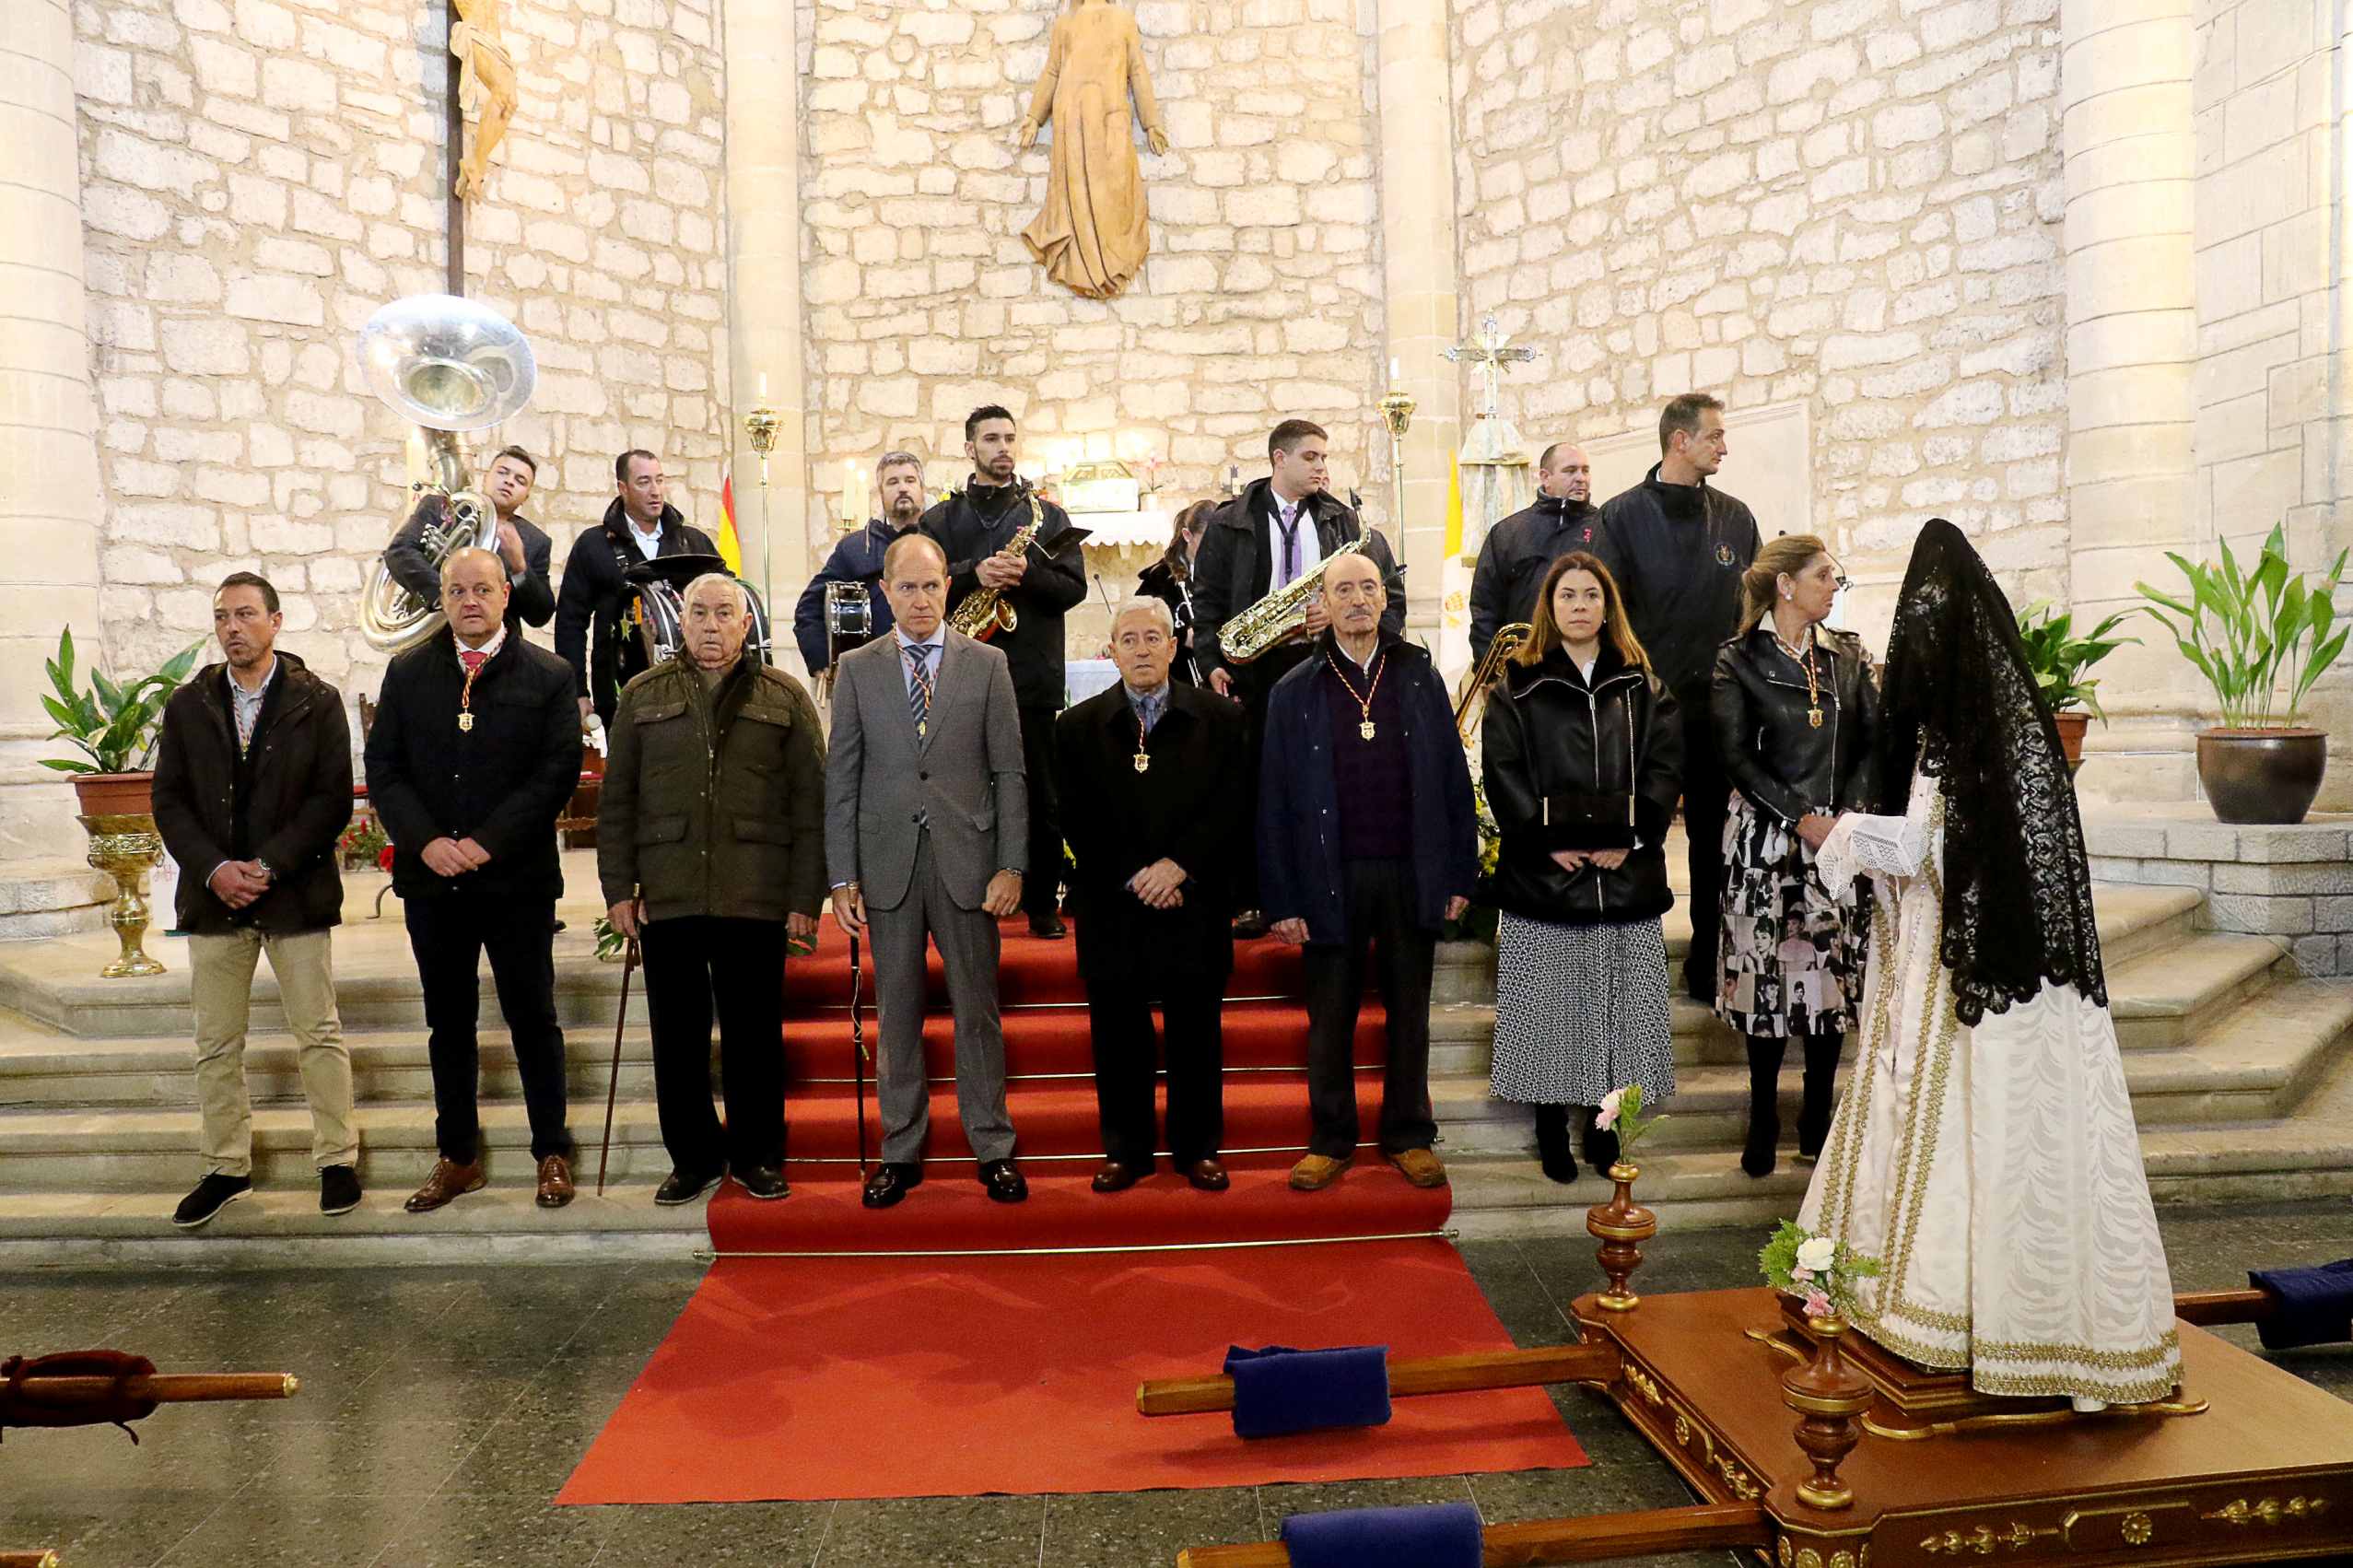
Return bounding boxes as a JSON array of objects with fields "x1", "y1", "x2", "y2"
[
  {"x1": 74, "y1": 0, "x2": 732, "y2": 701},
  {"x1": 2086, "y1": 804, "x2": 2353, "y2": 977}
]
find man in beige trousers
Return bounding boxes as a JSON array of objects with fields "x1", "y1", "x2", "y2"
[{"x1": 151, "y1": 571, "x2": 359, "y2": 1228}]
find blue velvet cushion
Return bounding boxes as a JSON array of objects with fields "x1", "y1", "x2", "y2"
[
  {"x1": 1223, "y1": 1344, "x2": 1390, "y2": 1438},
  {"x1": 2251, "y1": 1258, "x2": 2353, "y2": 1350},
  {"x1": 1281, "y1": 1502, "x2": 1482, "y2": 1568}
]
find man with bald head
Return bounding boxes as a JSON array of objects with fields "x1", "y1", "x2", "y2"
[
  {"x1": 1468, "y1": 441, "x2": 1600, "y2": 670},
  {"x1": 1258, "y1": 553, "x2": 1477, "y2": 1194},
  {"x1": 602, "y1": 573, "x2": 826, "y2": 1204},
  {"x1": 366, "y1": 545, "x2": 585, "y2": 1213}
]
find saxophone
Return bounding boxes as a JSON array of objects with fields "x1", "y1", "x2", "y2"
[
  {"x1": 946, "y1": 490, "x2": 1046, "y2": 642},
  {"x1": 1455, "y1": 621, "x2": 1532, "y2": 742},
  {"x1": 1218, "y1": 538, "x2": 1369, "y2": 664}
]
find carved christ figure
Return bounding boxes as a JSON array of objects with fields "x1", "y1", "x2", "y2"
[
  {"x1": 450, "y1": 0, "x2": 520, "y2": 202},
  {"x1": 1017, "y1": 0, "x2": 1169, "y2": 299}
]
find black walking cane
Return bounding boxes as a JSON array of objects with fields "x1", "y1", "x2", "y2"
[
  {"x1": 848, "y1": 932, "x2": 871, "y2": 1177},
  {"x1": 596, "y1": 935, "x2": 640, "y2": 1197}
]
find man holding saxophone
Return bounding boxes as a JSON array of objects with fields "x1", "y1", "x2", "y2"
[
  {"x1": 919, "y1": 405, "x2": 1087, "y2": 939},
  {"x1": 1190, "y1": 418, "x2": 1406, "y2": 936}
]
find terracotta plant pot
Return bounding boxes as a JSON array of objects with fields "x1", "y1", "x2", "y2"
[
  {"x1": 2197, "y1": 728, "x2": 2328, "y2": 825},
  {"x1": 2052, "y1": 709, "x2": 2089, "y2": 775},
  {"x1": 70, "y1": 771, "x2": 154, "y2": 818}
]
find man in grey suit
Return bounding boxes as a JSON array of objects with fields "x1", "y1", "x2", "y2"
[{"x1": 825, "y1": 532, "x2": 1031, "y2": 1208}]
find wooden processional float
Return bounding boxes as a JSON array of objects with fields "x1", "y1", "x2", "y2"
[{"x1": 1148, "y1": 1166, "x2": 2353, "y2": 1568}]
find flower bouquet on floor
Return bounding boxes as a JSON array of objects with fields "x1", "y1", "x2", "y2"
[{"x1": 337, "y1": 814, "x2": 390, "y2": 872}]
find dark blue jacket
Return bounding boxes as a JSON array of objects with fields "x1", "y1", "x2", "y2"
[
  {"x1": 791, "y1": 519, "x2": 900, "y2": 673},
  {"x1": 1258, "y1": 633, "x2": 1479, "y2": 943}
]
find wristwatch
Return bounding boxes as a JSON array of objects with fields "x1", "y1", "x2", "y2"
[{"x1": 253, "y1": 860, "x2": 275, "y2": 882}]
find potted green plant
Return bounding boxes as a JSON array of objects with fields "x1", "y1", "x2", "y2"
[
  {"x1": 2014, "y1": 602, "x2": 2139, "y2": 774},
  {"x1": 2136, "y1": 524, "x2": 2348, "y2": 825},
  {"x1": 39, "y1": 627, "x2": 203, "y2": 813}
]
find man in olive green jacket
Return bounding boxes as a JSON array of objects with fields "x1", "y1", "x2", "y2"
[{"x1": 600, "y1": 573, "x2": 826, "y2": 1205}]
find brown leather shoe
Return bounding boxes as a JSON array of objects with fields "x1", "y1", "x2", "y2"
[
  {"x1": 1387, "y1": 1147, "x2": 1449, "y2": 1188},
  {"x1": 404, "y1": 1157, "x2": 486, "y2": 1213},
  {"x1": 1090, "y1": 1159, "x2": 1144, "y2": 1193},
  {"x1": 1289, "y1": 1153, "x2": 1352, "y2": 1191},
  {"x1": 535, "y1": 1154, "x2": 575, "y2": 1209},
  {"x1": 1183, "y1": 1157, "x2": 1229, "y2": 1192}
]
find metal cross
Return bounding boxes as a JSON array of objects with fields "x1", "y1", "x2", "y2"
[{"x1": 1444, "y1": 313, "x2": 1537, "y2": 418}]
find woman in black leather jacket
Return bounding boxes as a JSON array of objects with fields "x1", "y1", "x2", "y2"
[
  {"x1": 1709, "y1": 533, "x2": 1879, "y2": 1176},
  {"x1": 1482, "y1": 553, "x2": 1682, "y2": 1184}
]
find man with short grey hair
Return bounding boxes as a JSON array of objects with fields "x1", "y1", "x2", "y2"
[
  {"x1": 794, "y1": 451, "x2": 927, "y2": 675},
  {"x1": 603, "y1": 569, "x2": 826, "y2": 1205},
  {"x1": 1053, "y1": 596, "x2": 1249, "y2": 1193}
]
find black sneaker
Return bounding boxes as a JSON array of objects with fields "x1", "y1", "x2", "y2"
[
  {"x1": 654, "y1": 1169, "x2": 723, "y2": 1206},
  {"x1": 320, "y1": 1164, "x2": 362, "y2": 1216},
  {"x1": 172, "y1": 1173, "x2": 252, "y2": 1229}
]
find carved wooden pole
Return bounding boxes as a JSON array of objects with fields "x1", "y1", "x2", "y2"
[
  {"x1": 1779, "y1": 1313, "x2": 1874, "y2": 1510},
  {"x1": 1586, "y1": 1160, "x2": 1657, "y2": 1311}
]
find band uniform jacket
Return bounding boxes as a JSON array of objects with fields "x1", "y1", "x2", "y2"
[
  {"x1": 1052, "y1": 680, "x2": 1247, "y2": 989},
  {"x1": 383, "y1": 495, "x2": 556, "y2": 633},
  {"x1": 919, "y1": 481, "x2": 1086, "y2": 711},
  {"x1": 1592, "y1": 463, "x2": 1762, "y2": 700},
  {"x1": 1481, "y1": 644, "x2": 1683, "y2": 925},
  {"x1": 823, "y1": 628, "x2": 1028, "y2": 912},
  {"x1": 790, "y1": 517, "x2": 902, "y2": 674},
  {"x1": 1710, "y1": 624, "x2": 1880, "y2": 827},
  {"x1": 1190, "y1": 479, "x2": 1407, "y2": 683},
  {"x1": 151, "y1": 652, "x2": 352, "y2": 936},
  {"x1": 598, "y1": 653, "x2": 829, "y2": 926},
  {"x1": 363, "y1": 626, "x2": 583, "y2": 903},
  {"x1": 1467, "y1": 495, "x2": 1602, "y2": 668},
  {"x1": 554, "y1": 498, "x2": 720, "y2": 722}
]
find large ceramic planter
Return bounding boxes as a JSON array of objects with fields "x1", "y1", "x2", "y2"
[
  {"x1": 70, "y1": 772, "x2": 166, "y2": 978},
  {"x1": 2052, "y1": 709, "x2": 2089, "y2": 776},
  {"x1": 2197, "y1": 728, "x2": 2328, "y2": 825}
]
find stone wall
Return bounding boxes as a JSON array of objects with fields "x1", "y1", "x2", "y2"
[
  {"x1": 792, "y1": 0, "x2": 1387, "y2": 546},
  {"x1": 1445, "y1": 0, "x2": 2070, "y2": 638},
  {"x1": 72, "y1": 0, "x2": 732, "y2": 699}
]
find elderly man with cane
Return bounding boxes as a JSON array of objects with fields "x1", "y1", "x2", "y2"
[{"x1": 600, "y1": 572, "x2": 827, "y2": 1204}]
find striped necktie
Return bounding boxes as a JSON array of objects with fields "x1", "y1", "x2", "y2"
[{"x1": 905, "y1": 643, "x2": 934, "y2": 740}]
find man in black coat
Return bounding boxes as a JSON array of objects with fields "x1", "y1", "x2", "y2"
[
  {"x1": 555, "y1": 448, "x2": 720, "y2": 728},
  {"x1": 1188, "y1": 418, "x2": 1404, "y2": 933},
  {"x1": 792, "y1": 450, "x2": 924, "y2": 674},
  {"x1": 1053, "y1": 596, "x2": 1248, "y2": 1195},
  {"x1": 920, "y1": 404, "x2": 1086, "y2": 937},
  {"x1": 366, "y1": 547, "x2": 584, "y2": 1214},
  {"x1": 1593, "y1": 392, "x2": 1762, "y2": 1001},
  {"x1": 1468, "y1": 441, "x2": 1602, "y2": 669},
  {"x1": 382, "y1": 444, "x2": 556, "y2": 636},
  {"x1": 152, "y1": 571, "x2": 357, "y2": 1230}
]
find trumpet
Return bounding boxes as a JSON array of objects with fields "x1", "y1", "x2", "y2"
[
  {"x1": 1455, "y1": 621, "x2": 1532, "y2": 742},
  {"x1": 947, "y1": 492, "x2": 1045, "y2": 642}
]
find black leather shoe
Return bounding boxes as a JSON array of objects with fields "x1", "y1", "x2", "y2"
[
  {"x1": 1091, "y1": 1159, "x2": 1145, "y2": 1193},
  {"x1": 1182, "y1": 1156, "x2": 1230, "y2": 1192},
  {"x1": 861, "y1": 1162, "x2": 923, "y2": 1209},
  {"x1": 978, "y1": 1158, "x2": 1028, "y2": 1202},
  {"x1": 319, "y1": 1164, "x2": 362, "y2": 1216},
  {"x1": 1028, "y1": 912, "x2": 1067, "y2": 939},
  {"x1": 733, "y1": 1164, "x2": 790, "y2": 1201},
  {"x1": 173, "y1": 1172, "x2": 251, "y2": 1229},
  {"x1": 654, "y1": 1169, "x2": 723, "y2": 1206}
]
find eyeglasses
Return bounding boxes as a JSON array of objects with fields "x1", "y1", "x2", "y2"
[{"x1": 1833, "y1": 573, "x2": 1852, "y2": 592}]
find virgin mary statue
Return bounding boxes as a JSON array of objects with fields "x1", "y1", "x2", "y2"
[
  {"x1": 1798, "y1": 519, "x2": 2180, "y2": 1410},
  {"x1": 1017, "y1": 0, "x2": 1169, "y2": 299}
]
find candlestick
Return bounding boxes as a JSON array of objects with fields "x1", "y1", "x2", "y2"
[
  {"x1": 741, "y1": 398, "x2": 780, "y2": 613},
  {"x1": 1377, "y1": 385, "x2": 1415, "y2": 542}
]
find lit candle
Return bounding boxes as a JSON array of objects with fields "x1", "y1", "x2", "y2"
[
  {"x1": 757, "y1": 371, "x2": 768, "y2": 402},
  {"x1": 1389, "y1": 357, "x2": 1400, "y2": 386},
  {"x1": 841, "y1": 464, "x2": 859, "y2": 523}
]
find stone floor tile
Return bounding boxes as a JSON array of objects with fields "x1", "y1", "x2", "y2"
[
  {"x1": 590, "y1": 1499, "x2": 836, "y2": 1566},
  {"x1": 1040, "y1": 1487, "x2": 1262, "y2": 1568},
  {"x1": 815, "y1": 1495, "x2": 1048, "y2": 1568}
]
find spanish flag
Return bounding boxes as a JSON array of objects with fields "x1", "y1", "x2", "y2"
[{"x1": 715, "y1": 469, "x2": 744, "y2": 575}]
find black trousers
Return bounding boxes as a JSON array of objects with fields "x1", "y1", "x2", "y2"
[
  {"x1": 639, "y1": 915, "x2": 788, "y2": 1176},
  {"x1": 1087, "y1": 981, "x2": 1225, "y2": 1168},
  {"x1": 1302, "y1": 859, "x2": 1436, "y2": 1159},
  {"x1": 1017, "y1": 703, "x2": 1061, "y2": 918},
  {"x1": 1678, "y1": 689, "x2": 1730, "y2": 996},
  {"x1": 1230, "y1": 642, "x2": 1312, "y2": 912},
  {"x1": 407, "y1": 892, "x2": 571, "y2": 1164}
]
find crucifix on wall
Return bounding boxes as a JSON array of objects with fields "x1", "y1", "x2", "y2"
[{"x1": 441, "y1": 0, "x2": 521, "y2": 292}]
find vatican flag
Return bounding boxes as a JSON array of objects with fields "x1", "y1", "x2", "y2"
[
  {"x1": 716, "y1": 471, "x2": 744, "y2": 575},
  {"x1": 1438, "y1": 452, "x2": 1471, "y2": 687}
]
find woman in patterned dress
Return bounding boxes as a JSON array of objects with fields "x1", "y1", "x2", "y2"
[
  {"x1": 1710, "y1": 534, "x2": 1879, "y2": 1176},
  {"x1": 1482, "y1": 554, "x2": 1682, "y2": 1183}
]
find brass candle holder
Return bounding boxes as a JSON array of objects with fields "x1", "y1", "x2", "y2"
[
  {"x1": 80, "y1": 813, "x2": 167, "y2": 978},
  {"x1": 742, "y1": 400, "x2": 779, "y2": 611},
  {"x1": 1377, "y1": 384, "x2": 1414, "y2": 541}
]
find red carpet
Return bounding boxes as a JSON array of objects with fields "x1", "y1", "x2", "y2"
[{"x1": 556, "y1": 1240, "x2": 1588, "y2": 1504}]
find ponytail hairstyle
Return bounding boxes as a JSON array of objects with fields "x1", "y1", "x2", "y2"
[
  {"x1": 1738, "y1": 533, "x2": 1831, "y2": 629},
  {"x1": 1516, "y1": 551, "x2": 1650, "y2": 672},
  {"x1": 1162, "y1": 499, "x2": 1215, "y2": 580}
]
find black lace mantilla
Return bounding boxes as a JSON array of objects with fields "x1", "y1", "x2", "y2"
[{"x1": 1870, "y1": 520, "x2": 2107, "y2": 1025}]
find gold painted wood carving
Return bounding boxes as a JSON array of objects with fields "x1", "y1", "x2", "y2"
[
  {"x1": 2201, "y1": 1496, "x2": 2331, "y2": 1527},
  {"x1": 450, "y1": 0, "x2": 519, "y2": 200},
  {"x1": 1016, "y1": 0, "x2": 1167, "y2": 298}
]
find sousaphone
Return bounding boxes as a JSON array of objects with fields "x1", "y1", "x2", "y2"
[{"x1": 355, "y1": 294, "x2": 537, "y2": 652}]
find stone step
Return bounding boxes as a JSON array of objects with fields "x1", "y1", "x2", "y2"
[{"x1": 2107, "y1": 932, "x2": 2289, "y2": 1049}]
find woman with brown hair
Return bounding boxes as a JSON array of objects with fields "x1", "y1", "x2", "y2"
[
  {"x1": 1481, "y1": 553, "x2": 1682, "y2": 1183},
  {"x1": 1709, "y1": 533, "x2": 1879, "y2": 1176},
  {"x1": 1136, "y1": 500, "x2": 1214, "y2": 685}
]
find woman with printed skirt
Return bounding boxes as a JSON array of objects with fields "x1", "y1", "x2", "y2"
[
  {"x1": 1482, "y1": 553, "x2": 1682, "y2": 1184},
  {"x1": 1709, "y1": 533, "x2": 1879, "y2": 1177}
]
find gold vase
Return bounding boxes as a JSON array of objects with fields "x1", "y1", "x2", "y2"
[{"x1": 79, "y1": 812, "x2": 166, "y2": 978}]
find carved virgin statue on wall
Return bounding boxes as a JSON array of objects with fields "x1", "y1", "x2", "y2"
[{"x1": 1016, "y1": 0, "x2": 1169, "y2": 299}]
